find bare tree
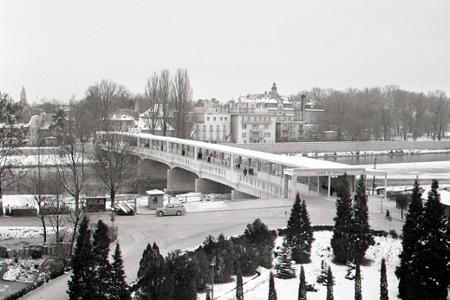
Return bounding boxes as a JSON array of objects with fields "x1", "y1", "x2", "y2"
[
  {"x1": 0, "y1": 93, "x2": 24, "y2": 217},
  {"x1": 93, "y1": 133, "x2": 133, "y2": 213},
  {"x1": 144, "y1": 72, "x2": 161, "y2": 134},
  {"x1": 158, "y1": 69, "x2": 172, "y2": 136},
  {"x1": 54, "y1": 133, "x2": 89, "y2": 255},
  {"x1": 428, "y1": 90, "x2": 449, "y2": 140},
  {"x1": 46, "y1": 173, "x2": 67, "y2": 245},
  {"x1": 172, "y1": 68, "x2": 194, "y2": 138},
  {"x1": 85, "y1": 80, "x2": 129, "y2": 131}
]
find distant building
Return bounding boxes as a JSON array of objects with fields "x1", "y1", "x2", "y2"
[
  {"x1": 109, "y1": 113, "x2": 136, "y2": 132},
  {"x1": 191, "y1": 112, "x2": 231, "y2": 143},
  {"x1": 231, "y1": 114, "x2": 276, "y2": 144},
  {"x1": 138, "y1": 109, "x2": 175, "y2": 136}
]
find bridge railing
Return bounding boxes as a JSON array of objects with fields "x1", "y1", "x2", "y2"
[{"x1": 133, "y1": 144, "x2": 283, "y2": 198}]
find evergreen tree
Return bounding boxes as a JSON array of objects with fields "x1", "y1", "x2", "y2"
[
  {"x1": 409, "y1": 180, "x2": 450, "y2": 300},
  {"x1": 110, "y1": 243, "x2": 131, "y2": 300},
  {"x1": 136, "y1": 243, "x2": 172, "y2": 300},
  {"x1": 326, "y1": 266, "x2": 334, "y2": 300},
  {"x1": 274, "y1": 239, "x2": 296, "y2": 279},
  {"x1": 19, "y1": 86, "x2": 31, "y2": 123},
  {"x1": 331, "y1": 174, "x2": 354, "y2": 263},
  {"x1": 316, "y1": 260, "x2": 328, "y2": 285},
  {"x1": 167, "y1": 250, "x2": 199, "y2": 300},
  {"x1": 351, "y1": 176, "x2": 374, "y2": 264},
  {"x1": 395, "y1": 179, "x2": 423, "y2": 299},
  {"x1": 354, "y1": 264, "x2": 362, "y2": 300},
  {"x1": 298, "y1": 265, "x2": 307, "y2": 300},
  {"x1": 380, "y1": 258, "x2": 388, "y2": 300},
  {"x1": 244, "y1": 218, "x2": 275, "y2": 268},
  {"x1": 205, "y1": 291, "x2": 211, "y2": 300},
  {"x1": 268, "y1": 272, "x2": 277, "y2": 300},
  {"x1": 92, "y1": 220, "x2": 112, "y2": 300},
  {"x1": 236, "y1": 266, "x2": 244, "y2": 300},
  {"x1": 67, "y1": 215, "x2": 96, "y2": 300},
  {"x1": 286, "y1": 194, "x2": 314, "y2": 263}
]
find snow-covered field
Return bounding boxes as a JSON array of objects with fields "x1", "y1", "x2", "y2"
[
  {"x1": 0, "y1": 226, "x2": 71, "y2": 241},
  {"x1": 198, "y1": 231, "x2": 402, "y2": 300}
]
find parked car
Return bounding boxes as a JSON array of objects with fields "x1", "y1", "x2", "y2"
[{"x1": 156, "y1": 203, "x2": 186, "y2": 217}]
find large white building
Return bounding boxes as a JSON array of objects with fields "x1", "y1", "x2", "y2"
[
  {"x1": 230, "y1": 113, "x2": 276, "y2": 144},
  {"x1": 191, "y1": 112, "x2": 231, "y2": 143}
]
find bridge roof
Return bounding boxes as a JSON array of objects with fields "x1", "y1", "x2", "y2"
[{"x1": 129, "y1": 132, "x2": 364, "y2": 171}]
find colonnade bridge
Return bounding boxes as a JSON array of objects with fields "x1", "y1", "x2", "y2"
[{"x1": 98, "y1": 132, "x2": 388, "y2": 201}]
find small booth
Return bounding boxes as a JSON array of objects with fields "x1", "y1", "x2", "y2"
[{"x1": 146, "y1": 189, "x2": 165, "y2": 210}]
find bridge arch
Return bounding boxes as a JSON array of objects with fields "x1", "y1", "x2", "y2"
[{"x1": 136, "y1": 158, "x2": 171, "y2": 193}]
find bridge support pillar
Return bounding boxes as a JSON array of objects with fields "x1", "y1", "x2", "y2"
[
  {"x1": 195, "y1": 178, "x2": 231, "y2": 194},
  {"x1": 166, "y1": 168, "x2": 197, "y2": 194},
  {"x1": 231, "y1": 190, "x2": 256, "y2": 201}
]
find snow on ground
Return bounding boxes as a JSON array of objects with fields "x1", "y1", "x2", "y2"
[
  {"x1": 299, "y1": 149, "x2": 450, "y2": 158},
  {"x1": 0, "y1": 227, "x2": 71, "y2": 241},
  {"x1": 1, "y1": 258, "x2": 48, "y2": 283},
  {"x1": 360, "y1": 160, "x2": 450, "y2": 180},
  {"x1": 200, "y1": 231, "x2": 402, "y2": 300}
]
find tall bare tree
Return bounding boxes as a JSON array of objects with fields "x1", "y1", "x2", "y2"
[
  {"x1": 86, "y1": 80, "x2": 129, "y2": 131},
  {"x1": 158, "y1": 70, "x2": 172, "y2": 136},
  {"x1": 93, "y1": 133, "x2": 132, "y2": 212},
  {"x1": 172, "y1": 68, "x2": 194, "y2": 138},
  {"x1": 0, "y1": 93, "x2": 23, "y2": 217},
  {"x1": 144, "y1": 72, "x2": 161, "y2": 134},
  {"x1": 54, "y1": 132, "x2": 89, "y2": 255}
]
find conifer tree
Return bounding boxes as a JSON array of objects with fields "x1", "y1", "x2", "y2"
[
  {"x1": 331, "y1": 174, "x2": 353, "y2": 263},
  {"x1": 136, "y1": 242, "x2": 172, "y2": 299},
  {"x1": 395, "y1": 179, "x2": 423, "y2": 299},
  {"x1": 351, "y1": 176, "x2": 374, "y2": 264},
  {"x1": 286, "y1": 193, "x2": 314, "y2": 263},
  {"x1": 110, "y1": 243, "x2": 131, "y2": 300},
  {"x1": 167, "y1": 250, "x2": 199, "y2": 300},
  {"x1": 409, "y1": 180, "x2": 450, "y2": 300},
  {"x1": 354, "y1": 264, "x2": 362, "y2": 300},
  {"x1": 205, "y1": 291, "x2": 211, "y2": 300},
  {"x1": 236, "y1": 266, "x2": 244, "y2": 300},
  {"x1": 92, "y1": 220, "x2": 112, "y2": 300},
  {"x1": 298, "y1": 265, "x2": 307, "y2": 300},
  {"x1": 380, "y1": 258, "x2": 388, "y2": 300},
  {"x1": 326, "y1": 266, "x2": 334, "y2": 300},
  {"x1": 67, "y1": 215, "x2": 96, "y2": 300},
  {"x1": 268, "y1": 272, "x2": 277, "y2": 300},
  {"x1": 274, "y1": 239, "x2": 296, "y2": 279}
]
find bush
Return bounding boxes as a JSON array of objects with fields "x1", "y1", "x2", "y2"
[
  {"x1": 108, "y1": 226, "x2": 118, "y2": 243},
  {"x1": 0, "y1": 246, "x2": 9, "y2": 258},
  {"x1": 39, "y1": 258, "x2": 66, "y2": 279},
  {"x1": 389, "y1": 229, "x2": 399, "y2": 239},
  {"x1": 31, "y1": 249, "x2": 42, "y2": 259}
]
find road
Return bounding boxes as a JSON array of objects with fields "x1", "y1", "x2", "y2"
[{"x1": 19, "y1": 195, "x2": 402, "y2": 300}]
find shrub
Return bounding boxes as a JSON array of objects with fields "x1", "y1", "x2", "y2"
[
  {"x1": 40, "y1": 258, "x2": 66, "y2": 279},
  {"x1": 31, "y1": 249, "x2": 42, "y2": 259},
  {"x1": 0, "y1": 246, "x2": 9, "y2": 258},
  {"x1": 389, "y1": 229, "x2": 399, "y2": 239}
]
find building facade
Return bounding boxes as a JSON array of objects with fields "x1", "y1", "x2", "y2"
[
  {"x1": 191, "y1": 112, "x2": 231, "y2": 143},
  {"x1": 231, "y1": 114, "x2": 276, "y2": 144}
]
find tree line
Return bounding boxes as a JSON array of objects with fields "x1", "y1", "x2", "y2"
[
  {"x1": 71, "y1": 68, "x2": 194, "y2": 141},
  {"x1": 293, "y1": 86, "x2": 450, "y2": 141}
]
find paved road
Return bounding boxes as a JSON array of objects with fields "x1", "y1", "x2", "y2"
[{"x1": 19, "y1": 196, "x2": 402, "y2": 300}]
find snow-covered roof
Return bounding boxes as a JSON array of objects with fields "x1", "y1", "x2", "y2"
[
  {"x1": 110, "y1": 114, "x2": 135, "y2": 121},
  {"x1": 146, "y1": 189, "x2": 164, "y2": 195}
]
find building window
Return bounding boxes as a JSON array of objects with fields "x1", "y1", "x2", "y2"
[
  {"x1": 264, "y1": 132, "x2": 271, "y2": 137},
  {"x1": 242, "y1": 132, "x2": 247, "y2": 138},
  {"x1": 264, "y1": 124, "x2": 268, "y2": 129},
  {"x1": 216, "y1": 125, "x2": 220, "y2": 131},
  {"x1": 223, "y1": 125, "x2": 226, "y2": 132},
  {"x1": 242, "y1": 124, "x2": 247, "y2": 129},
  {"x1": 224, "y1": 117, "x2": 227, "y2": 121},
  {"x1": 213, "y1": 117, "x2": 216, "y2": 121},
  {"x1": 203, "y1": 125, "x2": 206, "y2": 131},
  {"x1": 220, "y1": 117, "x2": 223, "y2": 121},
  {"x1": 206, "y1": 117, "x2": 210, "y2": 121},
  {"x1": 210, "y1": 125, "x2": 213, "y2": 131}
]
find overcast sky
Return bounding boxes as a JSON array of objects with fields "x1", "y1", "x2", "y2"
[{"x1": 1, "y1": 0, "x2": 449, "y2": 103}]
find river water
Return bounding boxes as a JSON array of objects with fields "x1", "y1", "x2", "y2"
[{"x1": 321, "y1": 152, "x2": 450, "y2": 165}]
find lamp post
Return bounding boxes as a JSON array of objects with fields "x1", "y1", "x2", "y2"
[{"x1": 210, "y1": 257, "x2": 216, "y2": 299}]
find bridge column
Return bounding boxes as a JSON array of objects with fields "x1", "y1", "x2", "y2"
[{"x1": 166, "y1": 168, "x2": 197, "y2": 194}]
